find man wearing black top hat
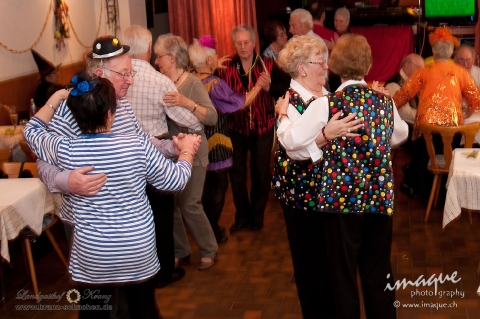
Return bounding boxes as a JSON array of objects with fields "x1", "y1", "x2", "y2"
[{"x1": 31, "y1": 50, "x2": 64, "y2": 109}]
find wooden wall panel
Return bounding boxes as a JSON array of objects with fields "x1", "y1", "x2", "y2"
[{"x1": 0, "y1": 62, "x2": 84, "y2": 125}]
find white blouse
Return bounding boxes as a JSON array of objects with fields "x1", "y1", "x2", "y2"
[{"x1": 277, "y1": 79, "x2": 409, "y2": 162}]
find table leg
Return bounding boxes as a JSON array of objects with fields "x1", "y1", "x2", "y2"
[
  {"x1": 44, "y1": 228, "x2": 69, "y2": 268},
  {"x1": 22, "y1": 238, "x2": 39, "y2": 298}
]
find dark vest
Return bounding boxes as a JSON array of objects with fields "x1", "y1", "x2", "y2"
[
  {"x1": 271, "y1": 88, "x2": 322, "y2": 211},
  {"x1": 318, "y1": 84, "x2": 395, "y2": 215}
]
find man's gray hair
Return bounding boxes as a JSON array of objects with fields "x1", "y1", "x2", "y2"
[
  {"x1": 85, "y1": 57, "x2": 111, "y2": 75},
  {"x1": 122, "y1": 25, "x2": 152, "y2": 58},
  {"x1": 231, "y1": 25, "x2": 256, "y2": 44},
  {"x1": 335, "y1": 7, "x2": 350, "y2": 20},
  {"x1": 455, "y1": 44, "x2": 476, "y2": 60},
  {"x1": 290, "y1": 8, "x2": 313, "y2": 30}
]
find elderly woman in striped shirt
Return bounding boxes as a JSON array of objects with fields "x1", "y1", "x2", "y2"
[{"x1": 24, "y1": 72, "x2": 198, "y2": 319}]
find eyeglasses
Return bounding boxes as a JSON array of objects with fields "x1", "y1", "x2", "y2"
[
  {"x1": 456, "y1": 58, "x2": 473, "y2": 64},
  {"x1": 155, "y1": 54, "x2": 169, "y2": 60},
  {"x1": 105, "y1": 68, "x2": 137, "y2": 79},
  {"x1": 407, "y1": 61, "x2": 423, "y2": 69},
  {"x1": 307, "y1": 61, "x2": 327, "y2": 67}
]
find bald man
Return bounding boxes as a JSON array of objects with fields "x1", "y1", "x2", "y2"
[
  {"x1": 386, "y1": 53, "x2": 425, "y2": 125},
  {"x1": 454, "y1": 44, "x2": 480, "y2": 88}
]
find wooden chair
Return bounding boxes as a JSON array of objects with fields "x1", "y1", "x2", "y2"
[
  {"x1": 0, "y1": 162, "x2": 68, "y2": 297},
  {"x1": 19, "y1": 140, "x2": 37, "y2": 162},
  {"x1": 0, "y1": 148, "x2": 11, "y2": 164},
  {"x1": 1, "y1": 161, "x2": 38, "y2": 179},
  {"x1": 419, "y1": 122, "x2": 480, "y2": 222}
]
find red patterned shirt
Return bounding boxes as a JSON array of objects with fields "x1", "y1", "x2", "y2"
[{"x1": 217, "y1": 54, "x2": 280, "y2": 136}]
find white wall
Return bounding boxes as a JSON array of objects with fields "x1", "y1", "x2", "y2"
[{"x1": 0, "y1": 0, "x2": 144, "y2": 82}]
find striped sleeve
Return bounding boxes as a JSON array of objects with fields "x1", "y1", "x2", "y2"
[
  {"x1": 24, "y1": 117, "x2": 66, "y2": 166},
  {"x1": 142, "y1": 137, "x2": 192, "y2": 191}
]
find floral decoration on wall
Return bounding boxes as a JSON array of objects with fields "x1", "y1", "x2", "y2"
[{"x1": 54, "y1": 0, "x2": 70, "y2": 49}]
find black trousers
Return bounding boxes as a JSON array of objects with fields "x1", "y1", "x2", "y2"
[
  {"x1": 229, "y1": 128, "x2": 274, "y2": 226},
  {"x1": 202, "y1": 169, "x2": 229, "y2": 230},
  {"x1": 78, "y1": 276, "x2": 161, "y2": 319},
  {"x1": 281, "y1": 203, "x2": 333, "y2": 319},
  {"x1": 323, "y1": 213, "x2": 396, "y2": 319},
  {"x1": 146, "y1": 184, "x2": 175, "y2": 282}
]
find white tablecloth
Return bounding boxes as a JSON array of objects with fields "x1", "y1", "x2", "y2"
[
  {"x1": 443, "y1": 148, "x2": 480, "y2": 228},
  {"x1": 0, "y1": 178, "x2": 61, "y2": 262},
  {"x1": 0, "y1": 125, "x2": 26, "y2": 162},
  {"x1": 465, "y1": 111, "x2": 480, "y2": 144}
]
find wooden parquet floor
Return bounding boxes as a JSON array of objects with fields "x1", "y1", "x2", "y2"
[{"x1": 0, "y1": 147, "x2": 480, "y2": 319}]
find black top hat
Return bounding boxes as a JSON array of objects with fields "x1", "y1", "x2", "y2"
[
  {"x1": 88, "y1": 35, "x2": 130, "y2": 59},
  {"x1": 31, "y1": 50, "x2": 58, "y2": 78}
]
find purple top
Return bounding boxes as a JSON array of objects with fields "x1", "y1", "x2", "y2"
[{"x1": 202, "y1": 76, "x2": 245, "y2": 113}]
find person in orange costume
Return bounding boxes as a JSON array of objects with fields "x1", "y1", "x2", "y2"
[{"x1": 393, "y1": 26, "x2": 480, "y2": 199}]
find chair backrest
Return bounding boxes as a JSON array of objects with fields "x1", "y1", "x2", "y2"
[
  {"x1": 19, "y1": 140, "x2": 37, "y2": 162},
  {"x1": 418, "y1": 122, "x2": 480, "y2": 173},
  {"x1": 0, "y1": 148, "x2": 12, "y2": 164},
  {"x1": 1, "y1": 162, "x2": 38, "y2": 178}
]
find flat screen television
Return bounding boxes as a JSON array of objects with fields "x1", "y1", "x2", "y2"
[{"x1": 422, "y1": 0, "x2": 477, "y2": 25}]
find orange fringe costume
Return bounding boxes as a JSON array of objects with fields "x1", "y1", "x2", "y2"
[{"x1": 393, "y1": 27, "x2": 480, "y2": 139}]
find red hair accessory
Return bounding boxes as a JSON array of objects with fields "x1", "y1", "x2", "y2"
[{"x1": 198, "y1": 35, "x2": 217, "y2": 50}]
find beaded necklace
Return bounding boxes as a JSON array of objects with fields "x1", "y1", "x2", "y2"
[{"x1": 174, "y1": 69, "x2": 186, "y2": 84}]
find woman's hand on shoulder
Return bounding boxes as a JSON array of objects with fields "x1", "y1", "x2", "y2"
[{"x1": 163, "y1": 92, "x2": 194, "y2": 109}]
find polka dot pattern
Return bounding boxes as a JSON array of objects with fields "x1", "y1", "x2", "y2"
[
  {"x1": 272, "y1": 88, "x2": 322, "y2": 211},
  {"x1": 318, "y1": 84, "x2": 395, "y2": 215}
]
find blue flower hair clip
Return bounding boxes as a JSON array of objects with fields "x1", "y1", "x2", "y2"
[{"x1": 69, "y1": 75, "x2": 97, "y2": 96}]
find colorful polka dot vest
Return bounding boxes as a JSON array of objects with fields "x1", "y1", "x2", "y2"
[
  {"x1": 272, "y1": 88, "x2": 323, "y2": 211},
  {"x1": 318, "y1": 84, "x2": 395, "y2": 215}
]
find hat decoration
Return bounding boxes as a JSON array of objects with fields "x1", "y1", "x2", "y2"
[
  {"x1": 69, "y1": 75, "x2": 97, "y2": 96},
  {"x1": 198, "y1": 35, "x2": 217, "y2": 50},
  {"x1": 429, "y1": 26, "x2": 460, "y2": 47},
  {"x1": 31, "y1": 50, "x2": 57, "y2": 78},
  {"x1": 88, "y1": 35, "x2": 130, "y2": 59}
]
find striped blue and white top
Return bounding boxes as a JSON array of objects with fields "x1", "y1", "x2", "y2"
[
  {"x1": 24, "y1": 115, "x2": 192, "y2": 284},
  {"x1": 41, "y1": 98, "x2": 149, "y2": 225}
]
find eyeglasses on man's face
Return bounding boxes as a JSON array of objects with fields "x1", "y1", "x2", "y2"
[{"x1": 105, "y1": 68, "x2": 137, "y2": 80}]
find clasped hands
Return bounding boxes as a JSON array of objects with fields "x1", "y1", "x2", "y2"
[{"x1": 173, "y1": 132, "x2": 202, "y2": 156}]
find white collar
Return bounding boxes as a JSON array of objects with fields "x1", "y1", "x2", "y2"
[
  {"x1": 336, "y1": 79, "x2": 367, "y2": 92},
  {"x1": 290, "y1": 79, "x2": 328, "y2": 99},
  {"x1": 399, "y1": 68, "x2": 408, "y2": 81}
]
